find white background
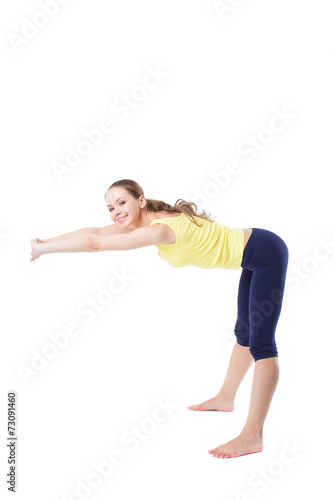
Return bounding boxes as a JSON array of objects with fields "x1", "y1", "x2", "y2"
[{"x1": 1, "y1": 1, "x2": 332, "y2": 499}]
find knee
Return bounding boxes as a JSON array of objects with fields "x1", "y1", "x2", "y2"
[
  {"x1": 250, "y1": 342, "x2": 278, "y2": 361},
  {"x1": 234, "y1": 317, "x2": 250, "y2": 347}
]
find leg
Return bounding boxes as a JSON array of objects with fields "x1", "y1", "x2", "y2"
[
  {"x1": 208, "y1": 357, "x2": 278, "y2": 458},
  {"x1": 188, "y1": 269, "x2": 253, "y2": 412},
  {"x1": 217, "y1": 342, "x2": 254, "y2": 403},
  {"x1": 242, "y1": 357, "x2": 279, "y2": 439},
  {"x1": 209, "y1": 234, "x2": 288, "y2": 458},
  {"x1": 188, "y1": 342, "x2": 253, "y2": 411}
]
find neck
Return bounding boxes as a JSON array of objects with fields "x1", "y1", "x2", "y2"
[{"x1": 129, "y1": 209, "x2": 155, "y2": 230}]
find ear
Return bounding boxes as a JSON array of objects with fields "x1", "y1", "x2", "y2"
[{"x1": 139, "y1": 195, "x2": 147, "y2": 208}]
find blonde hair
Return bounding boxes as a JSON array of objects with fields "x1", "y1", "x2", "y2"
[{"x1": 105, "y1": 179, "x2": 215, "y2": 227}]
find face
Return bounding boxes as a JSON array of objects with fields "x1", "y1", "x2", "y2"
[{"x1": 105, "y1": 187, "x2": 145, "y2": 227}]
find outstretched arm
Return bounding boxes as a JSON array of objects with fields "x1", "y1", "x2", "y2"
[
  {"x1": 37, "y1": 223, "x2": 132, "y2": 243},
  {"x1": 30, "y1": 234, "x2": 96, "y2": 261},
  {"x1": 38, "y1": 227, "x2": 98, "y2": 243},
  {"x1": 90, "y1": 225, "x2": 167, "y2": 251},
  {"x1": 30, "y1": 225, "x2": 166, "y2": 261}
]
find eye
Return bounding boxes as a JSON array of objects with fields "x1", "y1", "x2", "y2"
[{"x1": 108, "y1": 201, "x2": 125, "y2": 212}]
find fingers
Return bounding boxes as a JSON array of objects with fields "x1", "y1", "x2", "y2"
[{"x1": 30, "y1": 238, "x2": 41, "y2": 261}]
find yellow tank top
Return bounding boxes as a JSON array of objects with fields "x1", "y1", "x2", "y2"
[{"x1": 149, "y1": 213, "x2": 244, "y2": 270}]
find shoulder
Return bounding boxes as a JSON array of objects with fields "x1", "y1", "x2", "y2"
[{"x1": 149, "y1": 222, "x2": 176, "y2": 245}]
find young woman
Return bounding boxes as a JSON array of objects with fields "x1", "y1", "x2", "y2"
[{"x1": 30, "y1": 179, "x2": 289, "y2": 459}]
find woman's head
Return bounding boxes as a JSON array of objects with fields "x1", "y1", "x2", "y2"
[
  {"x1": 104, "y1": 179, "x2": 215, "y2": 227},
  {"x1": 104, "y1": 180, "x2": 146, "y2": 227}
]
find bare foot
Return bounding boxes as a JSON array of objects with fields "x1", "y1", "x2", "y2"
[
  {"x1": 208, "y1": 434, "x2": 264, "y2": 459},
  {"x1": 188, "y1": 395, "x2": 234, "y2": 412}
]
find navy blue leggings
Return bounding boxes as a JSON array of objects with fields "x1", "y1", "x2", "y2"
[{"x1": 234, "y1": 228, "x2": 289, "y2": 361}]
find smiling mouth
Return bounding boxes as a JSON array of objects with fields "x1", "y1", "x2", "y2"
[{"x1": 117, "y1": 215, "x2": 127, "y2": 222}]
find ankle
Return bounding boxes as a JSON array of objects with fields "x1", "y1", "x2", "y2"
[
  {"x1": 216, "y1": 389, "x2": 235, "y2": 405},
  {"x1": 240, "y1": 427, "x2": 263, "y2": 441}
]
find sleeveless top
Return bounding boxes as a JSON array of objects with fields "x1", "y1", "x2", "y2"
[{"x1": 149, "y1": 213, "x2": 244, "y2": 269}]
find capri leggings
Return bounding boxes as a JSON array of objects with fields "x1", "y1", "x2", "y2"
[{"x1": 234, "y1": 228, "x2": 289, "y2": 361}]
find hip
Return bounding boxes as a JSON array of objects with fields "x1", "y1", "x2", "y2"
[
  {"x1": 241, "y1": 227, "x2": 289, "y2": 270},
  {"x1": 242, "y1": 228, "x2": 253, "y2": 250}
]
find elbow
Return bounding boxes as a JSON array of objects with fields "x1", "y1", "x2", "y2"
[{"x1": 88, "y1": 235, "x2": 101, "y2": 252}]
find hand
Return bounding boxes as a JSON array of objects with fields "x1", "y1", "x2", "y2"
[{"x1": 30, "y1": 238, "x2": 42, "y2": 262}]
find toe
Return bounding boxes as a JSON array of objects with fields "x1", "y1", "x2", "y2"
[{"x1": 212, "y1": 449, "x2": 222, "y2": 458}]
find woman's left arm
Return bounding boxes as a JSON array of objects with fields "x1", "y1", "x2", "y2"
[
  {"x1": 30, "y1": 225, "x2": 166, "y2": 260},
  {"x1": 30, "y1": 234, "x2": 96, "y2": 261}
]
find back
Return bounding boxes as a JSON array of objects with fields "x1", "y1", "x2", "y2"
[{"x1": 149, "y1": 213, "x2": 244, "y2": 269}]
